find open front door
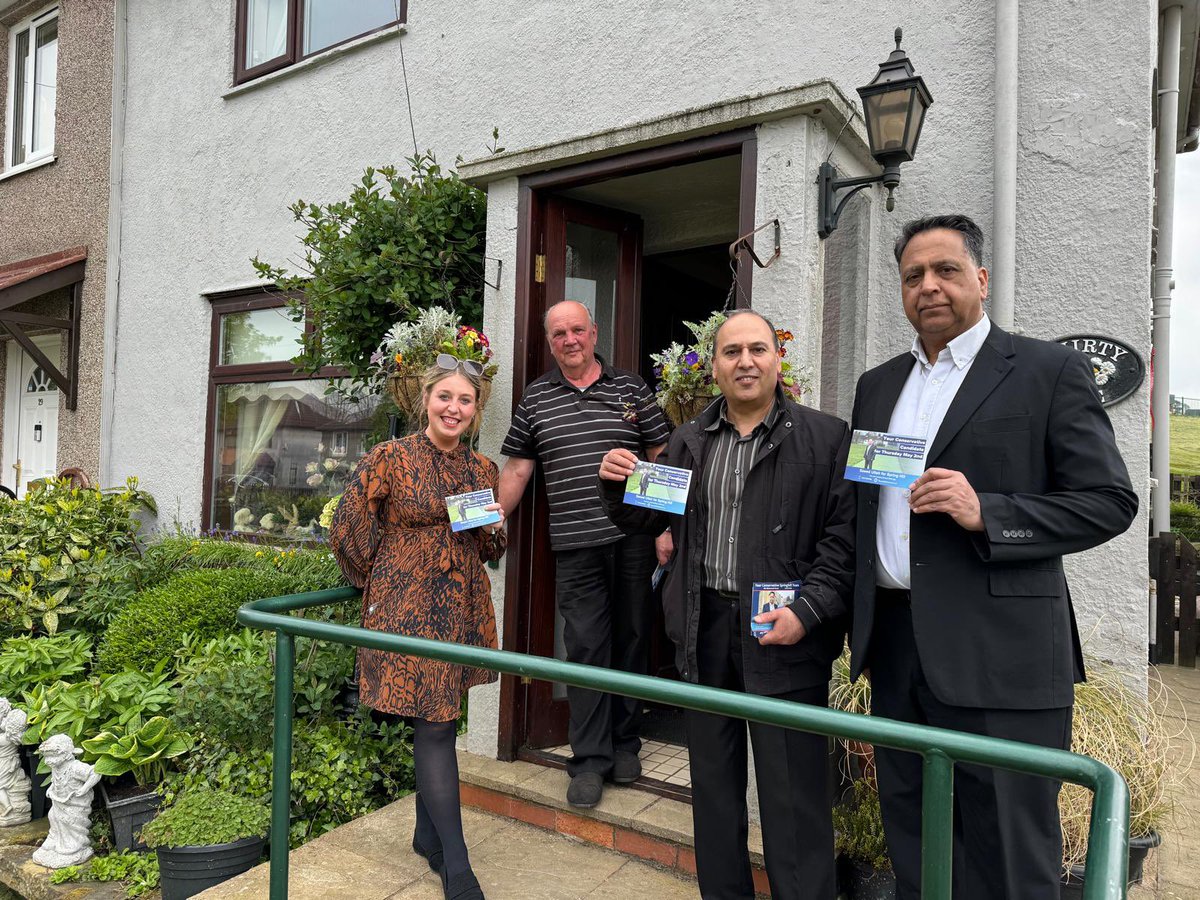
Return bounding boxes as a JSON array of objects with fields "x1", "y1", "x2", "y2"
[{"x1": 520, "y1": 196, "x2": 644, "y2": 751}]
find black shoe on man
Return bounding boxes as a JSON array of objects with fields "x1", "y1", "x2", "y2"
[
  {"x1": 566, "y1": 772, "x2": 604, "y2": 808},
  {"x1": 611, "y1": 750, "x2": 642, "y2": 784}
]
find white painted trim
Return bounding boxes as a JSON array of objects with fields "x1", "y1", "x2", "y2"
[
  {"x1": 2, "y1": 333, "x2": 59, "y2": 496},
  {"x1": 457, "y1": 79, "x2": 875, "y2": 186},
  {"x1": 0, "y1": 152, "x2": 54, "y2": 181},
  {"x1": 3, "y1": 4, "x2": 59, "y2": 172},
  {"x1": 220, "y1": 24, "x2": 405, "y2": 99}
]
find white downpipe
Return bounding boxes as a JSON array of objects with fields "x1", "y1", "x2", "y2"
[
  {"x1": 992, "y1": 0, "x2": 1018, "y2": 329},
  {"x1": 1153, "y1": 5, "x2": 1183, "y2": 537},
  {"x1": 99, "y1": 0, "x2": 128, "y2": 487}
]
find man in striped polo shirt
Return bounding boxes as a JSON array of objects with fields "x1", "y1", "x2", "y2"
[{"x1": 499, "y1": 300, "x2": 669, "y2": 808}]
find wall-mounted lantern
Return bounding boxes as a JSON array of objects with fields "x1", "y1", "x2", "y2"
[{"x1": 818, "y1": 28, "x2": 933, "y2": 239}]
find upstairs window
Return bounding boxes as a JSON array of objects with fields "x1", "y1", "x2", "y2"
[
  {"x1": 235, "y1": 0, "x2": 406, "y2": 84},
  {"x1": 6, "y1": 6, "x2": 59, "y2": 170}
]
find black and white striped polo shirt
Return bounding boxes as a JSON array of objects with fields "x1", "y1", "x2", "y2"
[{"x1": 502, "y1": 358, "x2": 670, "y2": 551}]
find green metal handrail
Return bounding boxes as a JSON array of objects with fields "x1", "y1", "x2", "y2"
[{"x1": 238, "y1": 588, "x2": 1131, "y2": 900}]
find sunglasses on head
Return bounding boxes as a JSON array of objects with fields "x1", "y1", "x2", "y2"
[{"x1": 436, "y1": 353, "x2": 484, "y2": 377}]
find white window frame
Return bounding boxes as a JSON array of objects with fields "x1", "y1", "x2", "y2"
[{"x1": 4, "y1": 5, "x2": 60, "y2": 174}]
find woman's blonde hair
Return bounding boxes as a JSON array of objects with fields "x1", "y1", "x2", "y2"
[{"x1": 419, "y1": 363, "x2": 483, "y2": 442}]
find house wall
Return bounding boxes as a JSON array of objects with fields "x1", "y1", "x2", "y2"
[
  {"x1": 110, "y1": 0, "x2": 1156, "y2": 734},
  {"x1": 0, "y1": 0, "x2": 114, "y2": 480}
]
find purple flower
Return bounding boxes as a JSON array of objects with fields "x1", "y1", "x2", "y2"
[{"x1": 684, "y1": 351, "x2": 700, "y2": 368}]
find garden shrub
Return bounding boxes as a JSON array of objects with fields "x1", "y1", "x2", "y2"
[
  {"x1": 0, "y1": 478, "x2": 154, "y2": 635},
  {"x1": 176, "y1": 539, "x2": 346, "y2": 591},
  {"x1": 171, "y1": 708, "x2": 412, "y2": 847},
  {"x1": 1171, "y1": 501, "x2": 1200, "y2": 542},
  {"x1": 50, "y1": 851, "x2": 159, "y2": 898},
  {"x1": 141, "y1": 787, "x2": 269, "y2": 848},
  {"x1": 833, "y1": 779, "x2": 891, "y2": 872},
  {"x1": 96, "y1": 568, "x2": 302, "y2": 674},
  {"x1": 172, "y1": 629, "x2": 352, "y2": 751},
  {"x1": 0, "y1": 631, "x2": 92, "y2": 696}
]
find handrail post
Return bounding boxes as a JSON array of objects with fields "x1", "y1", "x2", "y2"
[
  {"x1": 920, "y1": 749, "x2": 954, "y2": 899},
  {"x1": 269, "y1": 632, "x2": 295, "y2": 900},
  {"x1": 1081, "y1": 769, "x2": 1130, "y2": 900}
]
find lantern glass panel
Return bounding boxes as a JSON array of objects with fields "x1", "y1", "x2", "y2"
[{"x1": 865, "y1": 87, "x2": 915, "y2": 156}]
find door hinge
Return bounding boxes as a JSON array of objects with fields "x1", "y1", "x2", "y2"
[{"x1": 534, "y1": 254, "x2": 546, "y2": 283}]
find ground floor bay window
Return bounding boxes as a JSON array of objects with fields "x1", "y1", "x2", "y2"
[{"x1": 203, "y1": 290, "x2": 381, "y2": 537}]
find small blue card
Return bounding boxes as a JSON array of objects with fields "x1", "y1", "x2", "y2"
[
  {"x1": 751, "y1": 581, "x2": 802, "y2": 636},
  {"x1": 446, "y1": 488, "x2": 502, "y2": 532},
  {"x1": 623, "y1": 462, "x2": 692, "y2": 516},
  {"x1": 843, "y1": 429, "x2": 927, "y2": 489}
]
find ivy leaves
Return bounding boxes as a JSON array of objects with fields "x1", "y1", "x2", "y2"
[{"x1": 252, "y1": 152, "x2": 487, "y2": 394}]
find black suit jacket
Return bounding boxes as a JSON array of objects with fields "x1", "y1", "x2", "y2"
[{"x1": 849, "y1": 324, "x2": 1138, "y2": 710}]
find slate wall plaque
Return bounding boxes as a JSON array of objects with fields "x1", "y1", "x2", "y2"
[{"x1": 1056, "y1": 335, "x2": 1144, "y2": 407}]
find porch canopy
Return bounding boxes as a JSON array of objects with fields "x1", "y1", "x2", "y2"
[{"x1": 0, "y1": 247, "x2": 86, "y2": 410}]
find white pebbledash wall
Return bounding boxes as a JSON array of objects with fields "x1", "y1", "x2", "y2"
[{"x1": 109, "y1": 0, "x2": 1155, "y2": 755}]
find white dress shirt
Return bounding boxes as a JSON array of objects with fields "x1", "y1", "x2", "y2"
[{"x1": 876, "y1": 315, "x2": 992, "y2": 589}]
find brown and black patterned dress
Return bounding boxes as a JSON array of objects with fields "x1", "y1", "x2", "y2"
[{"x1": 330, "y1": 432, "x2": 505, "y2": 722}]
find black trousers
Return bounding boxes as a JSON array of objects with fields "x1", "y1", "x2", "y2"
[
  {"x1": 555, "y1": 535, "x2": 655, "y2": 777},
  {"x1": 870, "y1": 599, "x2": 1072, "y2": 900},
  {"x1": 686, "y1": 588, "x2": 835, "y2": 900}
]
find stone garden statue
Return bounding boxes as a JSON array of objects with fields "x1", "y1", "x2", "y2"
[
  {"x1": 31, "y1": 735, "x2": 99, "y2": 868},
  {"x1": 0, "y1": 706, "x2": 31, "y2": 827}
]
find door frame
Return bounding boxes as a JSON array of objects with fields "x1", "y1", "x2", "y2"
[
  {"x1": 3, "y1": 332, "x2": 61, "y2": 497},
  {"x1": 497, "y1": 127, "x2": 759, "y2": 761}
]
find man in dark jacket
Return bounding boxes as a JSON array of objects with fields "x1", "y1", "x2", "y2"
[{"x1": 599, "y1": 310, "x2": 854, "y2": 900}]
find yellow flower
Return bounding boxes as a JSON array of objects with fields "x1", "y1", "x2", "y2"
[
  {"x1": 255, "y1": 550, "x2": 264, "y2": 557},
  {"x1": 394, "y1": 352, "x2": 404, "y2": 364}
]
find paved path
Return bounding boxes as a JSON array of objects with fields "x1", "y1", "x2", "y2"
[
  {"x1": 200, "y1": 793, "x2": 698, "y2": 900},
  {"x1": 1147, "y1": 664, "x2": 1200, "y2": 899}
]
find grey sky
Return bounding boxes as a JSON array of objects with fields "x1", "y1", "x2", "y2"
[{"x1": 1172, "y1": 150, "x2": 1200, "y2": 400}]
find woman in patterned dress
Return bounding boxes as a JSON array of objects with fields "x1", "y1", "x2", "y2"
[{"x1": 331, "y1": 360, "x2": 505, "y2": 900}]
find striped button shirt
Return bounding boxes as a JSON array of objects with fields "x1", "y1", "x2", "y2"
[
  {"x1": 502, "y1": 358, "x2": 670, "y2": 551},
  {"x1": 702, "y1": 400, "x2": 781, "y2": 592}
]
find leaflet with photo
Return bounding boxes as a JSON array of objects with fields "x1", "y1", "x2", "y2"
[
  {"x1": 623, "y1": 461, "x2": 692, "y2": 515},
  {"x1": 750, "y1": 581, "x2": 801, "y2": 637},
  {"x1": 844, "y1": 429, "x2": 927, "y2": 489},
  {"x1": 445, "y1": 488, "x2": 502, "y2": 533}
]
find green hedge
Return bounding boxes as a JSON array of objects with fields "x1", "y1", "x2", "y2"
[
  {"x1": 96, "y1": 568, "x2": 300, "y2": 674},
  {"x1": 1171, "y1": 501, "x2": 1200, "y2": 543}
]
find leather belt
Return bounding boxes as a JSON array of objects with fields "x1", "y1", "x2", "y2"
[{"x1": 875, "y1": 587, "x2": 911, "y2": 607}]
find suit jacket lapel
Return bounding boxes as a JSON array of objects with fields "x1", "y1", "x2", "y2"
[
  {"x1": 866, "y1": 353, "x2": 915, "y2": 431},
  {"x1": 926, "y1": 325, "x2": 1016, "y2": 465}
]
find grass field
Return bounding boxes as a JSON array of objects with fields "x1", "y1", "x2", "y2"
[{"x1": 1171, "y1": 415, "x2": 1200, "y2": 476}]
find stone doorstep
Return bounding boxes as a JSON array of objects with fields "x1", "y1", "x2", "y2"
[
  {"x1": 455, "y1": 751, "x2": 771, "y2": 897},
  {"x1": 0, "y1": 818, "x2": 135, "y2": 900}
]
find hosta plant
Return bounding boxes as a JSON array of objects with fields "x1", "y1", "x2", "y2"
[{"x1": 81, "y1": 716, "x2": 192, "y2": 788}]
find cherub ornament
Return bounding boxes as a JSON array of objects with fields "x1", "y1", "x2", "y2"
[{"x1": 31, "y1": 735, "x2": 99, "y2": 868}]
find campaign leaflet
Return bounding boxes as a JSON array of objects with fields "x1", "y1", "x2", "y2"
[
  {"x1": 623, "y1": 461, "x2": 692, "y2": 516},
  {"x1": 843, "y1": 429, "x2": 928, "y2": 489},
  {"x1": 750, "y1": 581, "x2": 801, "y2": 637},
  {"x1": 445, "y1": 488, "x2": 502, "y2": 533}
]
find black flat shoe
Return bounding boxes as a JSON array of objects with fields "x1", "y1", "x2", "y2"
[
  {"x1": 440, "y1": 866, "x2": 485, "y2": 900},
  {"x1": 412, "y1": 834, "x2": 444, "y2": 874}
]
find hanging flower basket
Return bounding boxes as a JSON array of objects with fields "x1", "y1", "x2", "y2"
[
  {"x1": 387, "y1": 369, "x2": 494, "y2": 420},
  {"x1": 663, "y1": 394, "x2": 714, "y2": 427}
]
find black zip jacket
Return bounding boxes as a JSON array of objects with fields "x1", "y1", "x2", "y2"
[{"x1": 599, "y1": 390, "x2": 856, "y2": 694}]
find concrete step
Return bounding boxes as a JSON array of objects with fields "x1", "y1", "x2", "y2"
[
  {"x1": 456, "y1": 750, "x2": 767, "y2": 894},
  {"x1": 200, "y1": 791, "x2": 700, "y2": 900}
]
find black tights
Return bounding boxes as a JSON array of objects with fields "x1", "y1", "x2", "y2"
[{"x1": 412, "y1": 717, "x2": 470, "y2": 876}]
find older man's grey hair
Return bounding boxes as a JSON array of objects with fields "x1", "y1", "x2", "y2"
[
  {"x1": 542, "y1": 300, "x2": 596, "y2": 332},
  {"x1": 893, "y1": 214, "x2": 986, "y2": 268}
]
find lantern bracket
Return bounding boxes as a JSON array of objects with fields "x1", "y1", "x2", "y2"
[{"x1": 817, "y1": 160, "x2": 902, "y2": 240}]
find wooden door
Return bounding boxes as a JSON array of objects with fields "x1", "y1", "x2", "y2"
[{"x1": 521, "y1": 196, "x2": 643, "y2": 750}]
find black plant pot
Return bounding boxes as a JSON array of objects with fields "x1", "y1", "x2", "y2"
[
  {"x1": 100, "y1": 782, "x2": 162, "y2": 852},
  {"x1": 156, "y1": 835, "x2": 265, "y2": 900},
  {"x1": 19, "y1": 746, "x2": 50, "y2": 820},
  {"x1": 838, "y1": 857, "x2": 896, "y2": 900},
  {"x1": 1059, "y1": 830, "x2": 1162, "y2": 899}
]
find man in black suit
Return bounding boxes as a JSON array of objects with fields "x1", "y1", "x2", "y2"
[{"x1": 849, "y1": 214, "x2": 1137, "y2": 899}]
